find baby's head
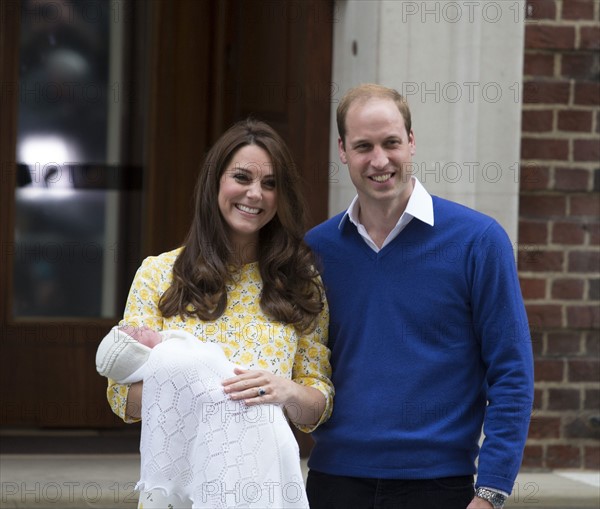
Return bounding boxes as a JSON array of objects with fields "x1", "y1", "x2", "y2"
[{"x1": 119, "y1": 325, "x2": 162, "y2": 348}]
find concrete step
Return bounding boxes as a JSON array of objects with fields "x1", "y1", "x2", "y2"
[{"x1": 1, "y1": 454, "x2": 598, "y2": 508}]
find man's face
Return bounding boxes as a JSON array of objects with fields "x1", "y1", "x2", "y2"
[{"x1": 339, "y1": 98, "x2": 416, "y2": 212}]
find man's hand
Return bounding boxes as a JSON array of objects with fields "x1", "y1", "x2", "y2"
[{"x1": 466, "y1": 496, "x2": 494, "y2": 509}]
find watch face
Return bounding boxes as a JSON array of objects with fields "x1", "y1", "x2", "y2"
[{"x1": 491, "y1": 493, "x2": 505, "y2": 506}]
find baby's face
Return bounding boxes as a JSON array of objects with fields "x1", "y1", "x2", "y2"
[{"x1": 120, "y1": 325, "x2": 162, "y2": 348}]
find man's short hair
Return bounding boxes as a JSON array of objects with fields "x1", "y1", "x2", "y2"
[{"x1": 337, "y1": 84, "x2": 412, "y2": 147}]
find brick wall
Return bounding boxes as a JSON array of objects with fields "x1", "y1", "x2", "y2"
[{"x1": 519, "y1": 0, "x2": 599, "y2": 470}]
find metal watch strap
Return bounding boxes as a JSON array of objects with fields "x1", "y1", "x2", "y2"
[{"x1": 475, "y1": 487, "x2": 506, "y2": 509}]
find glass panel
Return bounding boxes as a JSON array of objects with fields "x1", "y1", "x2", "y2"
[{"x1": 14, "y1": 0, "x2": 139, "y2": 318}]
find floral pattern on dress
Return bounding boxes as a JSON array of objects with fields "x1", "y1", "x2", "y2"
[{"x1": 106, "y1": 248, "x2": 333, "y2": 432}]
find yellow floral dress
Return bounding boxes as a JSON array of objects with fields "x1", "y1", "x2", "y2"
[{"x1": 107, "y1": 248, "x2": 333, "y2": 432}]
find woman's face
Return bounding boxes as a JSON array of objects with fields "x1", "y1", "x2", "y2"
[{"x1": 218, "y1": 144, "x2": 277, "y2": 254}]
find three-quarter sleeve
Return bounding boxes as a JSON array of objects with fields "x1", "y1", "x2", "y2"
[{"x1": 291, "y1": 292, "x2": 334, "y2": 433}]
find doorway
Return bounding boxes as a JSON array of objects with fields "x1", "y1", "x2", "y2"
[{"x1": 0, "y1": 0, "x2": 333, "y2": 457}]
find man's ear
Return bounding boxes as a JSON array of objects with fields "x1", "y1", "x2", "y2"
[
  {"x1": 338, "y1": 137, "x2": 348, "y2": 164},
  {"x1": 408, "y1": 129, "x2": 416, "y2": 156}
]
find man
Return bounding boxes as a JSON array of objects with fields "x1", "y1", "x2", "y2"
[{"x1": 305, "y1": 84, "x2": 534, "y2": 509}]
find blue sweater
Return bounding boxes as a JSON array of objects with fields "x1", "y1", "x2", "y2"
[{"x1": 305, "y1": 196, "x2": 534, "y2": 494}]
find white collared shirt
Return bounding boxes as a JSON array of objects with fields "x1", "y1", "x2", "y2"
[{"x1": 338, "y1": 177, "x2": 435, "y2": 252}]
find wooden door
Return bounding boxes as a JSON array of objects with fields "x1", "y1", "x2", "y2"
[
  {"x1": 0, "y1": 0, "x2": 149, "y2": 428},
  {"x1": 220, "y1": 0, "x2": 334, "y2": 228},
  {"x1": 1, "y1": 0, "x2": 333, "y2": 439}
]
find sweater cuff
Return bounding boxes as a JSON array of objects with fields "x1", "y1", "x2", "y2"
[{"x1": 475, "y1": 473, "x2": 514, "y2": 496}]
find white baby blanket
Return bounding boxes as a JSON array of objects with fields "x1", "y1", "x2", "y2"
[{"x1": 135, "y1": 331, "x2": 308, "y2": 508}]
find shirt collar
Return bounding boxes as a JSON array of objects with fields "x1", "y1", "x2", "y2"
[{"x1": 338, "y1": 177, "x2": 434, "y2": 230}]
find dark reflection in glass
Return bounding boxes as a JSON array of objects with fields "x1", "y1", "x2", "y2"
[
  {"x1": 14, "y1": 186, "x2": 106, "y2": 316},
  {"x1": 18, "y1": 0, "x2": 109, "y2": 166},
  {"x1": 14, "y1": 0, "x2": 135, "y2": 318}
]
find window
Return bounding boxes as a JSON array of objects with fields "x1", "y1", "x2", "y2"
[{"x1": 13, "y1": 0, "x2": 142, "y2": 318}]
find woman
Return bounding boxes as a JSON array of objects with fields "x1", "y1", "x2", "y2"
[{"x1": 106, "y1": 119, "x2": 332, "y2": 508}]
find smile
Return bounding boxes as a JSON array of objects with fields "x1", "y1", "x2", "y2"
[
  {"x1": 369, "y1": 173, "x2": 394, "y2": 183},
  {"x1": 236, "y1": 204, "x2": 261, "y2": 215}
]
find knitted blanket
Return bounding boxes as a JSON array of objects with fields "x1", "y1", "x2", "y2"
[{"x1": 136, "y1": 332, "x2": 308, "y2": 508}]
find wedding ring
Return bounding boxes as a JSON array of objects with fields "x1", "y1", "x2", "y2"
[{"x1": 257, "y1": 387, "x2": 266, "y2": 397}]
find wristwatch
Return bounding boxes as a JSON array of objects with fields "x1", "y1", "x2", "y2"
[{"x1": 475, "y1": 487, "x2": 506, "y2": 509}]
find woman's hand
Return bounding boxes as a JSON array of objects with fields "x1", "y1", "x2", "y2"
[
  {"x1": 222, "y1": 367, "x2": 294, "y2": 405},
  {"x1": 222, "y1": 367, "x2": 325, "y2": 425}
]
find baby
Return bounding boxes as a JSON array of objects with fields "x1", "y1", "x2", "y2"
[{"x1": 96, "y1": 325, "x2": 308, "y2": 509}]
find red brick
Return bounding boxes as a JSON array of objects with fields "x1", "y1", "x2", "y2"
[
  {"x1": 535, "y1": 359, "x2": 565, "y2": 381},
  {"x1": 520, "y1": 194, "x2": 567, "y2": 217},
  {"x1": 546, "y1": 331, "x2": 583, "y2": 355},
  {"x1": 581, "y1": 329, "x2": 597, "y2": 344},
  {"x1": 527, "y1": 304, "x2": 564, "y2": 327},
  {"x1": 522, "y1": 109, "x2": 553, "y2": 132},
  {"x1": 580, "y1": 26, "x2": 600, "y2": 50},
  {"x1": 547, "y1": 445, "x2": 581, "y2": 469},
  {"x1": 528, "y1": 415, "x2": 561, "y2": 438},
  {"x1": 562, "y1": 0, "x2": 595, "y2": 20},
  {"x1": 528, "y1": 0, "x2": 557, "y2": 20},
  {"x1": 568, "y1": 250, "x2": 600, "y2": 272},
  {"x1": 523, "y1": 81, "x2": 571, "y2": 104},
  {"x1": 522, "y1": 445, "x2": 544, "y2": 468},
  {"x1": 520, "y1": 164, "x2": 550, "y2": 191},
  {"x1": 531, "y1": 330, "x2": 544, "y2": 355},
  {"x1": 552, "y1": 221, "x2": 586, "y2": 244},
  {"x1": 560, "y1": 53, "x2": 600, "y2": 80},
  {"x1": 564, "y1": 415, "x2": 600, "y2": 439},
  {"x1": 520, "y1": 277, "x2": 547, "y2": 299},
  {"x1": 557, "y1": 110, "x2": 593, "y2": 132},
  {"x1": 574, "y1": 82, "x2": 600, "y2": 105},
  {"x1": 521, "y1": 138, "x2": 569, "y2": 160},
  {"x1": 519, "y1": 250, "x2": 564, "y2": 272},
  {"x1": 589, "y1": 278, "x2": 600, "y2": 300},
  {"x1": 519, "y1": 220, "x2": 549, "y2": 244},
  {"x1": 548, "y1": 388, "x2": 581, "y2": 410},
  {"x1": 566, "y1": 305, "x2": 600, "y2": 329},
  {"x1": 584, "y1": 446, "x2": 600, "y2": 470},
  {"x1": 533, "y1": 388, "x2": 544, "y2": 410},
  {"x1": 573, "y1": 139, "x2": 600, "y2": 162},
  {"x1": 554, "y1": 168, "x2": 591, "y2": 191},
  {"x1": 569, "y1": 359, "x2": 600, "y2": 381},
  {"x1": 552, "y1": 278, "x2": 585, "y2": 299},
  {"x1": 589, "y1": 222, "x2": 600, "y2": 245},
  {"x1": 524, "y1": 51, "x2": 555, "y2": 77},
  {"x1": 569, "y1": 194, "x2": 600, "y2": 216},
  {"x1": 586, "y1": 330, "x2": 600, "y2": 355},
  {"x1": 585, "y1": 389, "x2": 600, "y2": 410},
  {"x1": 526, "y1": 25, "x2": 576, "y2": 50}
]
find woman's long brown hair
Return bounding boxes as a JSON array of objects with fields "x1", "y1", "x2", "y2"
[{"x1": 158, "y1": 119, "x2": 324, "y2": 334}]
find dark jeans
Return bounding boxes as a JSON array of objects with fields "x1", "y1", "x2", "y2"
[{"x1": 306, "y1": 470, "x2": 475, "y2": 509}]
